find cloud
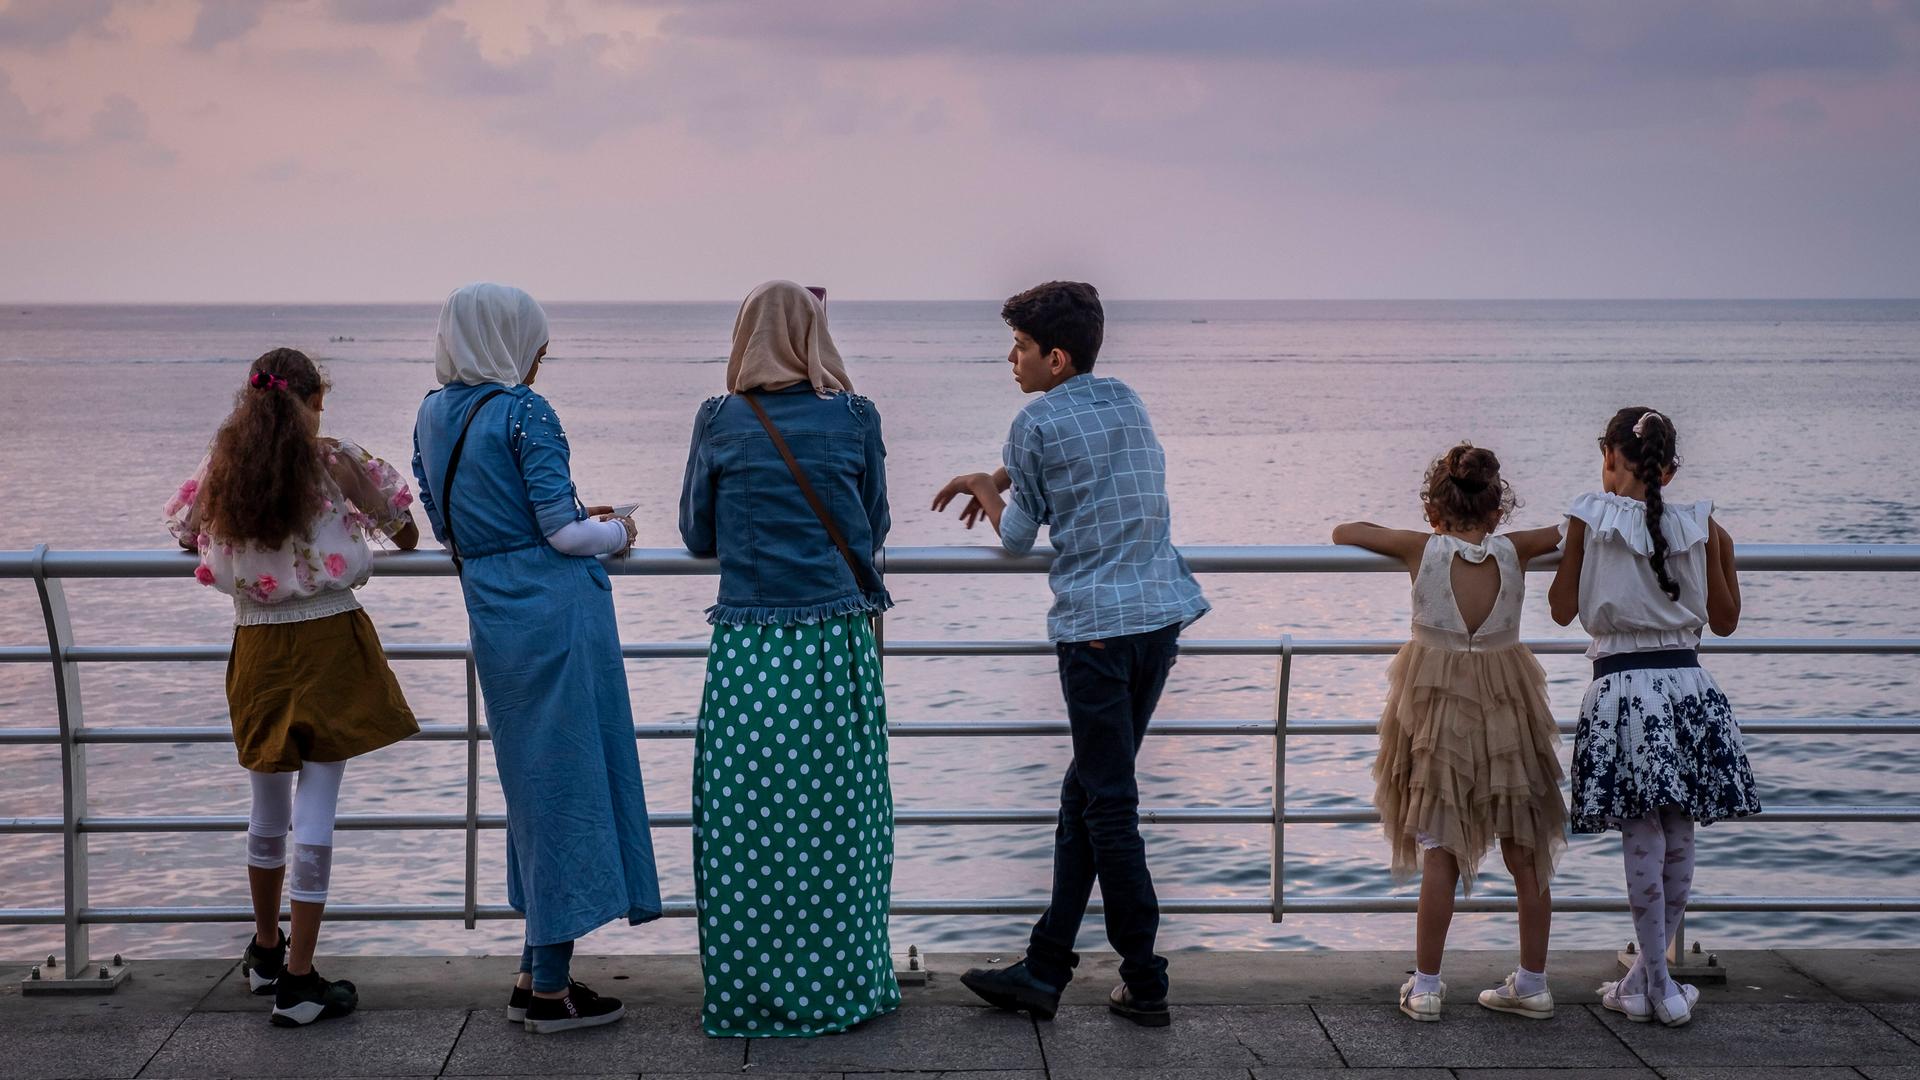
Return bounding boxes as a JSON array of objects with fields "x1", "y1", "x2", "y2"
[
  {"x1": 89, "y1": 92, "x2": 146, "y2": 141},
  {"x1": 0, "y1": 68, "x2": 57, "y2": 152},
  {"x1": 644, "y1": 0, "x2": 1920, "y2": 79},
  {"x1": 185, "y1": 0, "x2": 265, "y2": 51},
  {"x1": 327, "y1": 0, "x2": 447, "y2": 24},
  {"x1": 0, "y1": 0, "x2": 115, "y2": 49},
  {"x1": 415, "y1": 18, "x2": 562, "y2": 95}
]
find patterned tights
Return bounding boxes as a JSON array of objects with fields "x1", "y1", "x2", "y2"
[{"x1": 1618, "y1": 807, "x2": 1695, "y2": 1001}]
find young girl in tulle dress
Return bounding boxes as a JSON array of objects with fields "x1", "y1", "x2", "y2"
[
  {"x1": 1550, "y1": 406, "x2": 1756, "y2": 1028},
  {"x1": 1334, "y1": 444, "x2": 1567, "y2": 1023},
  {"x1": 166, "y1": 348, "x2": 420, "y2": 1026}
]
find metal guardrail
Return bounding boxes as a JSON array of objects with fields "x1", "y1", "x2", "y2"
[{"x1": 3, "y1": 543, "x2": 1919, "y2": 984}]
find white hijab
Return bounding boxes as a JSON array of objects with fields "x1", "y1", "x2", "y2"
[{"x1": 434, "y1": 282, "x2": 549, "y2": 387}]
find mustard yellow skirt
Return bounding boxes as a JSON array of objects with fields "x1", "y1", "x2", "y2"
[{"x1": 227, "y1": 609, "x2": 419, "y2": 772}]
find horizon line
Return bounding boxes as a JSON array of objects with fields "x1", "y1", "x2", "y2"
[{"x1": 4, "y1": 296, "x2": 1919, "y2": 307}]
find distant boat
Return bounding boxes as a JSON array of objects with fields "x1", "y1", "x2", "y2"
[{"x1": 1190, "y1": 318, "x2": 1209, "y2": 324}]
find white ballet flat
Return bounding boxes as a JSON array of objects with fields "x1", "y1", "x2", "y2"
[
  {"x1": 1652, "y1": 982, "x2": 1700, "y2": 1028},
  {"x1": 1599, "y1": 979, "x2": 1652, "y2": 1023}
]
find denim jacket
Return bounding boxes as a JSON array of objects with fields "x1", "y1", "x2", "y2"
[{"x1": 678, "y1": 385, "x2": 892, "y2": 626}]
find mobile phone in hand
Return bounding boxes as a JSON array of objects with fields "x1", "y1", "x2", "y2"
[{"x1": 610, "y1": 503, "x2": 639, "y2": 518}]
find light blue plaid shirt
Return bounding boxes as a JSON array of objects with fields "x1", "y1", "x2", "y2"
[{"x1": 1000, "y1": 374, "x2": 1210, "y2": 643}]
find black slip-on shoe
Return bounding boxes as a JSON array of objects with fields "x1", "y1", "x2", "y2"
[
  {"x1": 524, "y1": 981, "x2": 625, "y2": 1035},
  {"x1": 960, "y1": 960, "x2": 1063, "y2": 1021},
  {"x1": 270, "y1": 969, "x2": 358, "y2": 1027},
  {"x1": 241, "y1": 929, "x2": 288, "y2": 995},
  {"x1": 1109, "y1": 982, "x2": 1172, "y2": 1027},
  {"x1": 506, "y1": 982, "x2": 532, "y2": 1023}
]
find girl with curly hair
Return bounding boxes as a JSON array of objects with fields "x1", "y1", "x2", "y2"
[{"x1": 1333, "y1": 444, "x2": 1567, "y2": 1024}]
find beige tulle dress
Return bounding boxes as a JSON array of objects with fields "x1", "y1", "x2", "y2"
[{"x1": 1372, "y1": 534, "x2": 1567, "y2": 893}]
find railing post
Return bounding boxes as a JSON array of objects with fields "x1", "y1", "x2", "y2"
[
  {"x1": 463, "y1": 653, "x2": 479, "y2": 931},
  {"x1": 1270, "y1": 634, "x2": 1291, "y2": 923},
  {"x1": 25, "y1": 545, "x2": 126, "y2": 992}
]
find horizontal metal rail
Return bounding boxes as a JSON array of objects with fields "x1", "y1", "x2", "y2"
[
  {"x1": 6, "y1": 543, "x2": 1920, "y2": 578},
  {"x1": 2, "y1": 544, "x2": 1917, "y2": 971},
  {"x1": 2, "y1": 716, "x2": 1916, "y2": 747},
  {"x1": 3, "y1": 804, "x2": 1915, "y2": 837}
]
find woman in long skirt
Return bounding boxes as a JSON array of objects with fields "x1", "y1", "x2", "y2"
[{"x1": 680, "y1": 280, "x2": 899, "y2": 1037}]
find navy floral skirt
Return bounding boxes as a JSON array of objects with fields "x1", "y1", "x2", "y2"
[{"x1": 1570, "y1": 663, "x2": 1761, "y2": 834}]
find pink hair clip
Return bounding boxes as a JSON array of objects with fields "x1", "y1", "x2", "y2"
[{"x1": 250, "y1": 371, "x2": 289, "y2": 392}]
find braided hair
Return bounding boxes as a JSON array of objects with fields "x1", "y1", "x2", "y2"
[
  {"x1": 1601, "y1": 406, "x2": 1681, "y2": 601},
  {"x1": 1420, "y1": 442, "x2": 1517, "y2": 533},
  {"x1": 199, "y1": 348, "x2": 331, "y2": 549}
]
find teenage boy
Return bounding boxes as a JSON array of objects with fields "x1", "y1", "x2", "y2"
[{"x1": 931, "y1": 280, "x2": 1209, "y2": 1028}]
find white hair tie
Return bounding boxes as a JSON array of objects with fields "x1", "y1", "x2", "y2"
[{"x1": 1632, "y1": 410, "x2": 1665, "y2": 438}]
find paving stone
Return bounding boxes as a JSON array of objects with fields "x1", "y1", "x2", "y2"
[
  {"x1": 1311, "y1": 1003, "x2": 1639, "y2": 1068},
  {"x1": 0, "y1": 1009, "x2": 184, "y2": 1080},
  {"x1": 1592, "y1": 1002, "x2": 1920, "y2": 1067},
  {"x1": 1869, "y1": 1004, "x2": 1920, "y2": 1044},
  {"x1": 1658, "y1": 1060, "x2": 1866, "y2": 1068},
  {"x1": 1781, "y1": 952, "x2": 1920, "y2": 1003},
  {"x1": 1, "y1": 959, "x2": 236, "y2": 1017},
  {"x1": 846, "y1": 1073, "x2": 1046, "y2": 1080},
  {"x1": 1658, "y1": 1070, "x2": 1869, "y2": 1080},
  {"x1": 1454, "y1": 1072, "x2": 1657, "y2": 1080},
  {"x1": 1860, "y1": 1070, "x2": 1920, "y2": 1080},
  {"x1": 137, "y1": 1008, "x2": 468, "y2": 1078},
  {"x1": 442, "y1": 1006, "x2": 740, "y2": 1075},
  {"x1": 1050, "y1": 1070, "x2": 1255, "y2": 1080},
  {"x1": 744, "y1": 1005, "x2": 1042, "y2": 1072},
  {"x1": 1251, "y1": 1071, "x2": 1452, "y2": 1080},
  {"x1": 1038, "y1": 1004, "x2": 1340, "y2": 1073}
]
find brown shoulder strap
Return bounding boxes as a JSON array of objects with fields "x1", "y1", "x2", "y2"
[{"x1": 742, "y1": 392, "x2": 877, "y2": 595}]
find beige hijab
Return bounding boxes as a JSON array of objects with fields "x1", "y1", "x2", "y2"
[{"x1": 727, "y1": 280, "x2": 852, "y2": 396}]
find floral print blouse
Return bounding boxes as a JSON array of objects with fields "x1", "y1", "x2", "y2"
[{"x1": 165, "y1": 438, "x2": 414, "y2": 619}]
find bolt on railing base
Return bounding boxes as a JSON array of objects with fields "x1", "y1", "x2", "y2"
[
  {"x1": 21, "y1": 953, "x2": 130, "y2": 995},
  {"x1": 1617, "y1": 940, "x2": 1726, "y2": 984},
  {"x1": 893, "y1": 944, "x2": 929, "y2": 987}
]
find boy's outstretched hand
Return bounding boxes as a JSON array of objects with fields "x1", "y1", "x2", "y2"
[{"x1": 932, "y1": 470, "x2": 1008, "y2": 532}]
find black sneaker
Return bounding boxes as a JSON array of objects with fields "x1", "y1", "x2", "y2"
[
  {"x1": 241, "y1": 929, "x2": 287, "y2": 995},
  {"x1": 960, "y1": 959, "x2": 1064, "y2": 1021},
  {"x1": 1108, "y1": 982, "x2": 1172, "y2": 1027},
  {"x1": 506, "y1": 981, "x2": 533, "y2": 1023},
  {"x1": 270, "y1": 968, "x2": 358, "y2": 1027},
  {"x1": 523, "y1": 981, "x2": 624, "y2": 1034}
]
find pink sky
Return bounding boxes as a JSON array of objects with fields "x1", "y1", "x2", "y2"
[{"x1": 1, "y1": 0, "x2": 1917, "y2": 301}]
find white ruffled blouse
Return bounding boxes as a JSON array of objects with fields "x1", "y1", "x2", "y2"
[
  {"x1": 1564, "y1": 490, "x2": 1714, "y2": 660},
  {"x1": 164, "y1": 438, "x2": 415, "y2": 626}
]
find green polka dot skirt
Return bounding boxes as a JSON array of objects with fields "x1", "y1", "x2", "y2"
[{"x1": 693, "y1": 614, "x2": 901, "y2": 1038}]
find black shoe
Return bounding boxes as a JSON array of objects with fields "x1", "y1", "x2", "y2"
[
  {"x1": 270, "y1": 968, "x2": 358, "y2": 1027},
  {"x1": 506, "y1": 981, "x2": 533, "y2": 1023},
  {"x1": 523, "y1": 981, "x2": 625, "y2": 1034},
  {"x1": 241, "y1": 929, "x2": 287, "y2": 995},
  {"x1": 960, "y1": 960, "x2": 1063, "y2": 1021},
  {"x1": 1109, "y1": 982, "x2": 1171, "y2": 1028}
]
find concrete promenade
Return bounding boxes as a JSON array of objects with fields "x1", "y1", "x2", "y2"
[{"x1": 6, "y1": 949, "x2": 1920, "y2": 1080}]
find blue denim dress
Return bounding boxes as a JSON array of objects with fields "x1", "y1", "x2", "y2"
[{"x1": 413, "y1": 382, "x2": 661, "y2": 945}]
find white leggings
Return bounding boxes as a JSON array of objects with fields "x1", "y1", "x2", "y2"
[{"x1": 246, "y1": 762, "x2": 345, "y2": 904}]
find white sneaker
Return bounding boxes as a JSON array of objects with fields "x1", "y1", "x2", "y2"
[
  {"x1": 1652, "y1": 982, "x2": 1700, "y2": 1028},
  {"x1": 1478, "y1": 973, "x2": 1554, "y2": 1019},
  {"x1": 1399, "y1": 976, "x2": 1445, "y2": 1022},
  {"x1": 1599, "y1": 979, "x2": 1652, "y2": 1023}
]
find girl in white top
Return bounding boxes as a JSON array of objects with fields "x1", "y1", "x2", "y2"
[
  {"x1": 1334, "y1": 444, "x2": 1567, "y2": 1024},
  {"x1": 1550, "y1": 406, "x2": 1756, "y2": 1030}
]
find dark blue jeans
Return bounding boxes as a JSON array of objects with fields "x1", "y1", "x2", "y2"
[{"x1": 1026, "y1": 621, "x2": 1180, "y2": 999}]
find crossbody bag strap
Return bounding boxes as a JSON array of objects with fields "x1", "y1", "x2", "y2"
[
  {"x1": 742, "y1": 392, "x2": 880, "y2": 596},
  {"x1": 435, "y1": 388, "x2": 509, "y2": 574}
]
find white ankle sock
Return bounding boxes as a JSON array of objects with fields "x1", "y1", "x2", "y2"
[
  {"x1": 1514, "y1": 966, "x2": 1547, "y2": 996},
  {"x1": 1412, "y1": 970, "x2": 1442, "y2": 995}
]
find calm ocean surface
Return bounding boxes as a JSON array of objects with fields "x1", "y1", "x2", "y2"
[{"x1": 1, "y1": 299, "x2": 1916, "y2": 961}]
